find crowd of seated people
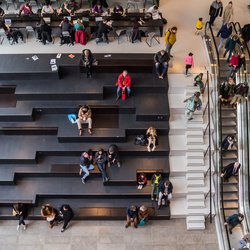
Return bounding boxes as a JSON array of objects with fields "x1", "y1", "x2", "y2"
[{"x1": 0, "y1": 0, "x2": 165, "y2": 46}]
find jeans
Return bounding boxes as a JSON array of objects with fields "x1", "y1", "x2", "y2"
[
  {"x1": 218, "y1": 37, "x2": 226, "y2": 52},
  {"x1": 80, "y1": 164, "x2": 94, "y2": 180},
  {"x1": 223, "y1": 48, "x2": 234, "y2": 62},
  {"x1": 97, "y1": 162, "x2": 109, "y2": 182},
  {"x1": 151, "y1": 183, "x2": 159, "y2": 199},
  {"x1": 239, "y1": 239, "x2": 247, "y2": 248},
  {"x1": 158, "y1": 192, "x2": 172, "y2": 206},
  {"x1": 230, "y1": 94, "x2": 244, "y2": 105},
  {"x1": 185, "y1": 109, "x2": 194, "y2": 119},
  {"x1": 165, "y1": 43, "x2": 173, "y2": 54},
  {"x1": 155, "y1": 62, "x2": 168, "y2": 77},
  {"x1": 117, "y1": 86, "x2": 131, "y2": 98}
]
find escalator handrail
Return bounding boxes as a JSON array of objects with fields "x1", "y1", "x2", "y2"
[{"x1": 205, "y1": 21, "x2": 232, "y2": 249}]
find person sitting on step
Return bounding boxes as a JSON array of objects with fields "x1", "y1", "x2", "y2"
[
  {"x1": 79, "y1": 150, "x2": 95, "y2": 184},
  {"x1": 154, "y1": 50, "x2": 170, "y2": 79},
  {"x1": 137, "y1": 173, "x2": 147, "y2": 189},
  {"x1": 157, "y1": 180, "x2": 173, "y2": 209},
  {"x1": 224, "y1": 213, "x2": 244, "y2": 234},
  {"x1": 95, "y1": 18, "x2": 113, "y2": 44},
  {"x1": 76, "y1": 105, "x2": 92, "y2": 136},
  {"x1": 221, "y1": 161, "x2": 241, "y2": 182},
  {"x1": 95, "y1": 148, "x2": 109, "y2": 183},
  {"x1": 116, "y1": 70, "x2": 132, "y2": 101},
  {"x1": 125, "y1": 205, "x2": 138, "y2": 228},
  {"x1": 81, "y1": 49, "x2": 95, "y2": 78},
  {"x1": 107, "y1": 144, "x2": 121, "y2": 168},
  {"x1": 41, "y1": 204, "x2": 59, "y2": 228},
  {"x1": 151, "y1": 172, "x2": 162, "y2": 201},
  {"x1": 146, "y1": 127, "x2": 157, "y2": 152},
  {"x1": 138, "y1": 205, "x2": 149, "y2": 226}
]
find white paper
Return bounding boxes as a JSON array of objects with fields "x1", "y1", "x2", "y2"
[
  {"x1": 56, "y1": 53, "x2": 62, "y2": 59},
  {"x1": 51, "y1": 65, "x2": 58, "y2": 71},
  {"x1": 32, "y1": 55, "x2": 38, "y2": 61},
  {"x1": 50, "y1": 59, "x2": 56, "y2": 65},
  {"x1": 104, "y1": 54, "x2": 111, "y2": 58}
]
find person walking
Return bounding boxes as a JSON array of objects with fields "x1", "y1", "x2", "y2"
[
  {"x1": 13, "y1": 203, "x2": 28, "y2": 231},
  {"x1": 195, "y1": 17, "x2": 204, "y2": 35},
  {"x1": 223, "y1": 34, "x2": 242, "y2": 62},
  {"x1": 184, "y1": 52, "x2": 194, "y2": 76},
  {"x1": 217, "y1": 23, "x2": 232, "y2": 52},
  {"x1": 193, "y1": 73, "x2": 205, "y2": 94},
  {"x1": 222, "y1": 1, "x2": 233, "y2": 24},
  {"x1": 41, "y1": 204, "x2": 59, "y2": 228},
  {"x1": 164, "y1": 26, "x2": 177, "y2": 57},
  {"x1": 209, "y1": 0, "x2": 223, "y2": 26},
  {"x1": 57, "y1": 204, "x2": 74, "y2": 232},
  {"x1": 184, "y1": 92, "x2": 202, "y2": 121},
  {"x1": 95, "y1": 148, "x2": 109, "y2": 183}
]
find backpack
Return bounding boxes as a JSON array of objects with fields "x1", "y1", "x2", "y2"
[{"x1": 134, "y1": 135, "x2": 147, "y2": 146}]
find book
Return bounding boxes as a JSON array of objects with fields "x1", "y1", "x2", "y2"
[
  {"x1": 32, "y1": 55, "x2": 38, "y2": 61},
  {"x1": 50, "y1": 59, "x2": 56, "y2": 65},
  {"x1": 68, "y1": 54, "x2": 75, "y2": 59},
  {"x1": 51, "y1": 65, "x2": 58, "y2": 71}
]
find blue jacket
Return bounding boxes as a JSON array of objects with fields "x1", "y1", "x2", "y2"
[{"x1": 217, "y1": 24, "x2": 232, "y2": 39}]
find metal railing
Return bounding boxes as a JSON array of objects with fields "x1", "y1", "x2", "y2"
[{"x1": 204, "y1": 21, "x2": 232, "y2": 250}]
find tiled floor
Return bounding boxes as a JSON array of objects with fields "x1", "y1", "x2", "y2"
[{"x1": 0, "y1": 219, "x2": 219, "y2": 250}]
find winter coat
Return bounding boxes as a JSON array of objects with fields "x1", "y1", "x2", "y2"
[
  {"x1": 154, "y1": 51, "x2": 170, "y2": 64},
  {"x1": 237, "y1": 57, "x2": 246, "y2": 70},
  {"x1": 184, "y1": 95, "x2": 202, "y2": 112},
  {"x1": 78, "y1": 106, "x2": 92, "y2": 121},
  {"x1": 196, "y1": 20, "x2": 203, "y2": 30},
  {"x1": 220, "y1": 81, "x2": 235, "y2": 99},
  {"x1": 159, "y1": 181, "x2": 173, "y2": 194},
  {"x1": 222, "y1": 3, "x2": 233, "y2": 24},
  {"x1": 227, "y1": 214, "x2": 242, "y2": 227},
  {"x1": 184, "y1": 55, "x2": 194, "y2": 66},
  {"x1": 209, "y1": 1, "x2": 223, "y2": 17},
  {"x1": 95, "y1": 151, "x2": 107, "y2": 164},
  {"x1": 222, "y1": 162, "x2": 240, "y2": 180},
  {"x1": 116, "y1": 73, "x2": 132, "y2": 88},
  {"x1": 217, "y1": 24, "x2": 232, "y2": 39},
  {"x1": 234, "y1": 83, "x2": 249, "y2": 97},
  {"x1": 138, "y1": 174, "x2": 147, "y2": 185},
  {"x1": 229, "y1": 54, "x2": 239, "y2": 67},
  {"x1": 59, "y1": 205, "x2": 74, "y2": 221},
  {"x1": 164, "y1": 29, "x2": 176, "y2": 45},
  {"x1": 225, "y1": 37, "x2": 241, "y2": 51}
]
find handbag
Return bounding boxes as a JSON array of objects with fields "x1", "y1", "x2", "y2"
[
  {"x1": 12, "y1": 208, "x2": 18, "y2": 216},
  {"x1": 139, "y1": 219, "x2": 146, "y2": 226},
  {"x1": 67, "y1": 114, "x2": 77, "y2": 124},
  {"x1": 46, "y1": 214, "x2": 55, "y2": 222},
  {"x1": 134, "y1": 135, "x2": 147, "y2": 146}
]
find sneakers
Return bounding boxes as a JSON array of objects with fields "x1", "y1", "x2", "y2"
[
  {"x1": 125, "y1": 223, "x2": 129, "y2": 228},
  {"x1": 81, "y1": 178, "x2": 85, "y2": 184},
  {"x1": 151, "y1": 197, "x2": 154, "y2": 201},
  {"x1": 158, "y1": 75, "x2": 163, "y2": 79},
  {"x1": 61, "y1": 228, "x2": 65, "y2": 233},
  {"x1": 134, "y1": 223, "x2": 138, "y2": 228},
  {"x1": 117, "y1": 162, "x2": 121, "y2": 168},
  {"x1": 188, "y1": 117, "x2": 193, "y2": 121},
  {"x1": 147, "y1": 147, "x2": 151, "y2": 152},
  {"x1": 17, "y1": 225, "x2": 20, "y2": 231},
  {"x1": 79, "y1": 129, "x2": 83, "y2": 136},
  {"x1": 22, "y1": 225, "x2": 26, "y2": 231}
]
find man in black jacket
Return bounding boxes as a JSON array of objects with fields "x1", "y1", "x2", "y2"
[
  {"x1": 96, "y1": 19, "x2": 112, "y2": 44},
  {"x1": 154, "y1": 50, "x2": 170, "y2": 79},
  {"x1": 58, "y1": 204, "x2": 74, "y2": 232},
  {"x1": 230, "y1": 82, "x2": 249, "y2": 105},
  {"x1": 209, "y1": 0, "x2": 223, "y2": 26}
]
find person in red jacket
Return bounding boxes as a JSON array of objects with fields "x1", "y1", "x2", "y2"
[
  {"x1": 228, "y1": 52, "x2": 239, "y2": 78},
  {"x1": 116, "y1": 70, "x2": 132, "y2": 101}
]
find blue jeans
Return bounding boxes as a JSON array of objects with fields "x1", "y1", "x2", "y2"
[
  {"x1": 117, "y1": 86, "x2": 131, "y2": 98},
  {"x1": 155, "y1": 62, "x2": 168, "y2": 77},
  {"x1": 80, "y1": 164, "x2": 94, "y2": 180},
  {"x1": 239, "y1": 239, "x2": 247, "y2": 248},
  {"x1": 97, "y1": 162, "x2": 108, "y2": 181},
  {"x1": 218, "y1": 37, "x2": 226, "y2": 52},
  {"x1": 224, "y1": 48, "x2": 234, "y2": 62},
  {"x1": 165, "y1": 43, "x2": 173, "y2": 54}
]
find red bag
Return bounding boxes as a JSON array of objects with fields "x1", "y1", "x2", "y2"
[{"x1": 122, "y1": 88, "x2": 126, "y2": 101}]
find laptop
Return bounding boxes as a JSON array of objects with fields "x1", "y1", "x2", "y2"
[
  {"x1": 95, "y1": 16, "x2": 103, "y2": 22},
  {"x1": 4, "y1": 19, "x2": 12, "y2": 26},
  {"x1": 82, "y1": 17, "x2": 89, "y2": 22}
]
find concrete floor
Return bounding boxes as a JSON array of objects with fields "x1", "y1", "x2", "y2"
[{"x1": 0, "y1": 219, "x2": 219, "y2": 250}]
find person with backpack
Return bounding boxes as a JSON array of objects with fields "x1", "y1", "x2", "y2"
[
  {"x1": 217, "y1": 23, "x2": 232, "y2": 52},
  {"x1": 164, "y1": 26, "x2": 177, "y2": 57},
  {"x1": 193, "y1": 73, "x2": 205, "y2": 94}
]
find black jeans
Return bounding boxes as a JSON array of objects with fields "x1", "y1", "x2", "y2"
[{"x1": 17, "y1": 215, "x2": 25, "y2": 226}]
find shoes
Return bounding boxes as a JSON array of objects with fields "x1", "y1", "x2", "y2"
[
  {"x1": 49, "y1": 223, "x2": 54, "y2": 229},
  {"x1": 81, "y1": 178, "x2": 85, "y2": 184},
  {"x1": 22, "y1": 225, "x2": 26, "y2": 231},
  {"x1": 152, "y1": 147, "x2": 156, "y2": 151},
  {"x1": 61, "y1": 228, "x2": 65, "y2": 233},
  {"x1": 188, "y1": 117, "x2": 193, "y2": 121},
  {"x1": 88, "y1": 128, "x2": 92, "y2": 135},
  {"x1": 17, "y1": 225, "x2": 20, "y2": 231},
  {"x1": 116, "y1": 96, "x2": 120, "y2": 101},
  {"x1": 125, "y1": 223, "x2": 129, "y2": 228},
  {"x1": 134, "y1": 224, "x2": 138, "y2": 228},
  {"x1": 170, "y1": 55, "x2": 173, "y2": 57},
  {"x1": 158, "y1": 75, "x2": 163, "y2": 79},
  {"x1": 105, "y1": 177, "x2": 110, "y2": 182},
  {"x1": 155, "y1": 197, "x2": 158, "y2": 201},
  {"x1": 147, "y1": 147, "x2": 151, "y2": 152},
  {"x1": 151, "y1": 197, "x2": 154, "y2": 201},
  {"x1": 79, "y1": 129, "x2": 83, "y2": 136},
  {"x1": 117, "y1": 162, "x2": 121, "y2": 168}
]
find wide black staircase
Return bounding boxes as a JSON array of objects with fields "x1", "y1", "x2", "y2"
[{"x1": 0, "y1": 53, "x2": 170, "y2": 220}]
